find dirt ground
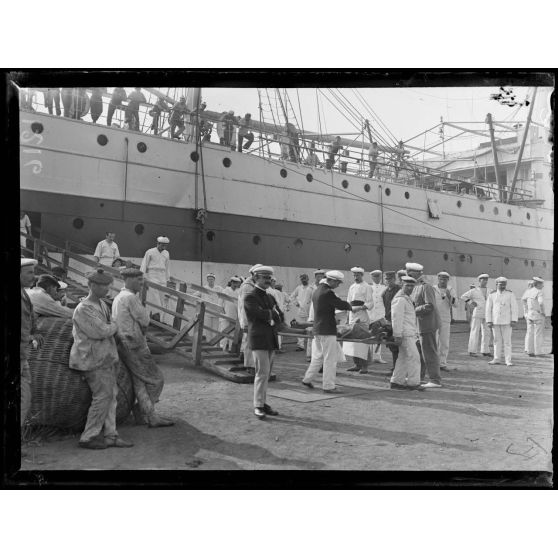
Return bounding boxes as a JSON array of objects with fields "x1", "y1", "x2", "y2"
[{"x1": 21, "y1": 322, "x2": 553, "y2": 471}]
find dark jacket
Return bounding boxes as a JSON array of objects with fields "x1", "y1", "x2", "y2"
[
  {"x1": 411, "y1": 281, "x2": 441, "y2": 333},
  {"x1": 244, "y1": 286, "x2": 284, "y2": 350},
  {"x1": 312, "y1": 283, "x2": 352, "y2": 336},
  {"x1": 382, "y1": 283, "x2": 401, "y2": 322}
]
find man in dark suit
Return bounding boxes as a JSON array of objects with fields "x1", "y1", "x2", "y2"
[
  {"x1": 302, "y1": 270, "x2": 352, "y2": 392},
  {"x1": 244, "y1": 266, "x2": 284, "y2": 419}
]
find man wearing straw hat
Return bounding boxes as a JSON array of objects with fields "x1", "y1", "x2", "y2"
[
  {"x1": 140, "y1": 236, "x2": 171, "y2": 324},
  {"x1": 522, "y1": 277, "x2": 546, "y2": 357},
  {"x1": 244, "y1": 265, "x2": 283, "y2": 419},
  {"x1": 112, "y1": 268, "x2": 174, "y2": 429},
  {"x1": 20, "y1": 258, "x2": 43, "y2": 433},
  {"x1": 71, "y1": 268, "x2": 133, "y2": 449},
  {"x1": 302, "y1": 270, "x2": 352, "y2": 393}
]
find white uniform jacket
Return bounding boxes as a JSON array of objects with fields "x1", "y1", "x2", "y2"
[
  {"x1": 433, "y1": 285, "x2": 458, "y2": 323},
  {"x1": 368, "y1": 283, "x2": 386, "y2": 321},
  {"x1": 140, "y1": 247, "x2": 171, "y2": 282},
  {"x1": 521, "y1": 287, "x2": 545, "y2": 321},
  {"x1": 347, "y1": 281, "x2": 374, "y2": 325},
  {"x1": 391, "y1": 291, "x2": 418, "y2": 338},
  {"x1": 485, "y1": 290, "x2": 518, "y2": 325},
  {"x1": 460, "y1": 286, "x2": 489, "y2": 319},
  {"x1": 290, "y1": 284, "x2": 313, "y2": 316}
]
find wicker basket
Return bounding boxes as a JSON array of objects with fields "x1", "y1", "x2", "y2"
[{"x1": 28, "y1": 317, "x2": 134, "y2": 431}]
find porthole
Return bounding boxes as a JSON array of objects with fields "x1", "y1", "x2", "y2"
[
  {"x1": 457, "y1": 200, "x2": 462, "y2": 208},
  {"x1": 342, "y1": 180, "x2": 349, "y2": 189},
  {"x1": 385, "y1": 188, "x2": 391, "y2": 196},
  {"x1": 344, "y1": 243, "x2": 352, "y2": 252},
  {"x1": 97, "y1": 134, "x2": 108, "y2": 146},
  {"x1": 31, "y1": 122, "x2": 43, "y2": 134},
  {"x1": 99, "y1": 203, "x2": 104, "y2": 207},
  {"x1": 137, "y1": 142, "x2": 147, "y2": 153},
  {"x1": 223, "y1": 157, "x2": 232, "y2": 168},
  {"x1": 504, "y1": 257, "x2": 510, "y2": 265},
  {"x1": 306, "y1": 173, "x2": 313, "y2": 182},
  {"x1": 507, "y1": 209, "x2": 512, "y2": 217},
  {"x1": 134, "y1": 224, "x2": 144, "y2": 235},
  {"x1": 526, "y1": 212, "x2": 531, "y2": 220},
  {"x1": 443, "y1": 253, "x2": 449, "y2": 261},
  {"x1": 190, "y1": 151, "x2": 200, "y2": 162},
  {"x1": 364, "y1": 183, "x2": 371, "y2": 193},
  {"x1": 253, "y1": 235, "x2": 261, "y2": 245},
  {"x1": 493, "y1": 207, "x2": 499, "y2": 215},
  {"x1": 407, "y1": 250, "x2": 413, "y2": 258},
  {"x1": 294, "y1": 238, "x2": 303, "y2": 248},
  {"x1": 72, "y1": 218, "x2": 84, "y2": 230},
  {"x1": 280, "y1": 168, "x2": 287, "y2": 178},
  {"x1": 206, "y1": 231, "x2": 215, "y2": 241},
  {"x1": 479, "y1": 204, "x2": 485, "y2": 212},
  {"x1": 524, "y1": 260, "x2": 528, "y2": 266},
  {"x1": 530, "y1": 260, "x2": 535, "y2": 267},
  {"x1": 459, "y1": 254, "x2": 466, "y2": 262},
  {"x1": 404, "y1": 191, "x2": 410, "y2": 199}
]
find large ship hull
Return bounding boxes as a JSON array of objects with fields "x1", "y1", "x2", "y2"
[{"x1": 20, "y1": 111, "x2": 553, "y2": 318}]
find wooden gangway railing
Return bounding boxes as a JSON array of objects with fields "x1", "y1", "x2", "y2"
[{"x1": 21, "y1": 234, "x2": 244, "y2": 371}]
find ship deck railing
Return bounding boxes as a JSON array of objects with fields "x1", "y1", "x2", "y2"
[{"x1": 19, "y1": 90, "x2": 535, "y2": 205}]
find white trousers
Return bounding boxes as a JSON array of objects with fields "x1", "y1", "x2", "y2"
[
  {"x1": 525, "y1": 319, "x2": 544, "y2": 355},
  {"x1": 253, "y1": 350, "x2": 274, "y2": 408},
  {"x1": 303, "y1": 335, "x2": 338, "y2": 390},
  {"x1": 296, "y1": 309, "x2": 309, "y2": 348},
  {"x1": 146, "y1": 272, "x2": 170, "y2": 324},
  {"x1": 492, "y1": 324, "x2": 512, "y2": 364},
  {"x1": 437, "y1": 320, "x2": 451, "y2": 366},
  {"x1": 241, "y1": 333, "x2": 254, "y2": 367},
  {"x1": 390, "y1": 336, "x2": 421, "y2": 386},
  {"x1": 468, "y1": 317, "x2": 491, "y2": 353}
]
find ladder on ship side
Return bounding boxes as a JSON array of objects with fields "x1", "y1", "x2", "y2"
[{"x1": 21, "y1": 234, "x2": 258, "y2": 384}]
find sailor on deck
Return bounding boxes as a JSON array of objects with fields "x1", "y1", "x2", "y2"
[
  {"x1": 461, "y1": 274, "x2": 492, "y2": 357},
  {"x1": 203, "y1": 272, "x2": 224, "y2": 340},
  {"x1": 486, "y1": 277, "x2": 518, "y2": 366},
  {"x1": 94, "y1": 232, "x2": 120, "y2": 267},
  {"x1": 343, "y1": 267, "x2": 374, "y2": 374},
  {"x1": 291, "y1": 273, "x2": 314, "y2": 351},
  {"x1": 220, "y1": 276, "x2": 242, "y2": 351},
  {"x1": 522, "y1": 277, "x2": 546, "y2": 357},
  {"x1": 369, "y1": 269, "x2": 387, "y2": 363},
  {"x1": 140, "y1": 236, "x2": 171, "y2": 324},
  {"x1": 112, "y1": 268, "x2": 174, "y2": 428},
  {"x1": 433, "y1": 271, "x2": 458, "y2": 371},
  {"x1": 70, "y1": 269, "x2": 133, "y2": 450}
]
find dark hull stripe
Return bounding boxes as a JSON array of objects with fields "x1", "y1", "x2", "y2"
[{"x1": 21, "y1": 190, "x2": 553, "y2": 281}]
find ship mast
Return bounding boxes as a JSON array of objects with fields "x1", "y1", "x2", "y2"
[{"x1": 485, "y1": 112, "x2": 504, "y2": 202}]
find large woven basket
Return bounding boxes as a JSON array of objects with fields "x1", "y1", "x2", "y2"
[{"x1": 28, "y1": 317, "x2": 135, "y2": 431}]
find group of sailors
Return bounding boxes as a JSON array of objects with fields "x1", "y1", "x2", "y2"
[{"x1": 20, "y1": 228, "x2": 549, "y2": 431}]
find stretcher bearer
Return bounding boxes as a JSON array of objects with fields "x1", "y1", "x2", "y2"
[
  {"x1": 368, "y1": 270, "x2": 387, "y2": 363},
  {"x1": 389, "y1": 276, "x2": 425, "y2": 391},
  {"x1": 434, "y1": 271, "x2": 458, "y2": 371},
  {"x1": 343, "y1": 267, "x2": 374, "y2": 374},
  {"x1": 522, "y1": 277, "x2": 546, "y2": 357},
  {"x1": 140, "y1": 236, "x2": 172, "y2": 324},
  {"x1": 461, "y1": 273, "x2": 492, "y2": 357},
  {"x1": 486, "y1": 277, "x2": 518, "y2": 367},
  {"x1": 306, "y1": 269, "x2": 326, "y2": 361}
]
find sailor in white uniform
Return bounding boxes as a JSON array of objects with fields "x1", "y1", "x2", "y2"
[
  {"x1": 433, "y1": 271, "x2": 458, "y2": 370},
  {"x1": 461, "y1": 273, "x2": 492, "y2": 357},
  {"x1": 140, "y1": 236, "x2": 171, "y2": 324},
  {"x1": 203, "y1": 272, "x2": 224, "y2": 340},
  {"x1": 220, "y1": 276, "x2": 242, "y2": 351},
  {"x1": 522, "y1": 277, "x2": 546, "y2": 356},
  {"x1": 343, "y1": 267, "x2": 374, "y2": 373},
  {"x1": 290, "y1": 273, "x2": 314, "y2": 351},
  {"x1": 368, "y1": 269, "x2": 387, "y2": 363},
  {"x1": 486, "y1": 277, "x2": 518, "y2": 366}
]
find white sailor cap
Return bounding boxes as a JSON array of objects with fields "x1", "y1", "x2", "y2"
[
  {"x1": 319, "y1": 277, "x2": 328, "y2": 284},
  {"x1": 253, "y1": 265, "x2": 274, "y2": 275},
  {"x1": 325, "y1": 270, "x2": 344, "y2": 282},
  {"x1": 350, "y1": 266, "x2": 365, "y2": 274},
  {"x1": 249, "y1": 263, "x2": 263, "y2": 273},
  {"x1": 230, "y1": 275, "x2": 242, "y2": 283},
  {"x1": 157, "y1": 236, "x2": 170, "y2": 243},
  {"x1": 477, "y1": 273, "x2": 489, "y2": 280},
  {"x1": 405, "y1": 262, "x2": 423, "y2": 272},
  {"x1": 396, "y1": 269, "x2": 407, "y2": 277},
  {"x1": 369, "y1": 269, "x2": 382, "y2": 275},
  {"x1": 314, "y1": 268, "x2": 326, "y2": 275},
  {"x1": 532, "y1": 276, "x2": 544, "y2": 283},
  {"x1": 206, "y1": 273, "x2": 216, "y2": 279},
  {"x1": 495, "y1": 276, "x2": 508, "y2": 283},
  {"x1": 57, "y1": 281, "x2": 68, "y2": 290},
  {"x1": 437, "y1": 271, "x2": 450, "y2": 278},
  {"x1": 401, "y1": 275, "x2": 417, "y2": 284},
  {"x1": 21, "y1": 258, "x2": 38, "y2": 267}
]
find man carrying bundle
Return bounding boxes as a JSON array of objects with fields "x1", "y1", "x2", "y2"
[
  {"x1": 112, "y1": 268, "x2": 174, "y2": 428},
  {"x1": 71, "y1": 269, "x2": 133, "y2": 450}
]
